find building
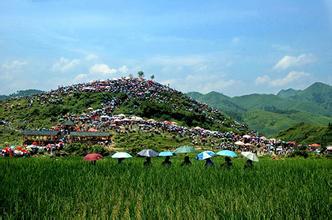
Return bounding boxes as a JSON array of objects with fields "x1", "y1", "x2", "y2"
[
  {"x1": 22, "y1": 130, "x2": 61, "y2": 145},
  {"x1": 67, "y1": 132, "x2": 112, "y2": 144}
]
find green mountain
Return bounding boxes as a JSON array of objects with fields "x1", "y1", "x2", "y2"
[
  {"x1": 187, "y1": 82, "x2": 332, "y2": 136},
  {"x1": 0, "y1": 89, "x2": 44, "y2": 101},
  {"x1": 277, "y1": 88, "x2": 299, "y2": 98},
  {"x1": 278, "y1": 82, "x2": 332, "y2": 114},
  {"x1": 277, "y1": 123, "x2": 332, "y2": 145}
]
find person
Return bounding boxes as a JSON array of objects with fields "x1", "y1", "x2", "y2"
[
  {"x1": 181, "y1": 156, "x2": 191, "y2": 166},
  {"x1": 144, "y1": 157, "x2": 152, "y2": 167},
  {"x1": 221, "y1": 156, "x2": 232, "y2": 169},
  {"x1": 117, "y1": 158, "x2": 124, "y2": 164},
  {"x1": 244, "y1": 159, "x2": 253, "y2": 169},
  {"x1": 205, "y1": 158, "x2": 214, "y2": 167},
  {"x1": 162, "y1": 156, "x2": 172, "y2": 167}
]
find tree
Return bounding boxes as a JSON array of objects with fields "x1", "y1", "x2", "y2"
[
  {"x1": 137, "y1": 71, "x2": 144, "y2": 79},
  {"x1": 150, "y1": 74, "x2": 155, "y2": 80}
]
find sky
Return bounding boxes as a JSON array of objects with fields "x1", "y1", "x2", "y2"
[{"x1": 0, "y1": 0, "x2": 331, "y2": 96}]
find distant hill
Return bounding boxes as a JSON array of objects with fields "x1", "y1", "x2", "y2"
[
  {"x1": 187, "y1": 82, "x2": 332, "y2": 136},
  {"x1": 277, "y1": 123, "x2": 332, "y2": 145},
  {"x1": 0, "y1": 89, "x2": 44, "y2": 101},
  {"x1": 277, "y1": 82, "x2": 332, "y2": 114}
]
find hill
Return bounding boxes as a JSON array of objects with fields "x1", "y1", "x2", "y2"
[
  {"x1": 277, "y1": 123, "x2": 332, "y2": 145},
  {"x1": 277, "y1": 82, "x2": 332, "y2": 113},
  {"x1": 0, "y1": 78, "x2": 246, "y2": 144},
  {"x1": 187, "y1": 82, "x2": 332, "y2": 136},
  {"x1": 0, "y1": 89, "x2": 44, "y2": 101}
]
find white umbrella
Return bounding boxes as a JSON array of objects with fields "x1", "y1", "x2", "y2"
[
  {"x1": 243, "y1": 135, "x2": 251, "y2": 139},
  {"x1": 235, "y1": 141, "x2": 245, "y2": 146},
  {"x1": 137, "y1": 149, "x2": 159, "y2": 157},
  {"x1": 241, "y1": 152, "x2": 259, "y2": 162},
  {"x1": 131, "y1": 116, "x2": 143, "y2": 121},
  {"x1": 111, "y1": 152, "x2": 132, "y2": 159}
]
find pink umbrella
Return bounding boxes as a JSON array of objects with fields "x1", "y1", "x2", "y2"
[{"x1": 84, "y1": 153, "x2": 103, "y2": 164}]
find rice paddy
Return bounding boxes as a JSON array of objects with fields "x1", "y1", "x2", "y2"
[{"x1": 0, "y1": 157, "x2": 330, "y2": 219}]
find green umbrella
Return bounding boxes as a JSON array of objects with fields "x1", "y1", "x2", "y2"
[{"x1": 174, "y1": 146, "x2": 195, "y2": 154}]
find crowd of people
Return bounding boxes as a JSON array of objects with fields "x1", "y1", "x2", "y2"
[
  {"x1": 1, "y1": 142, "x2": 64, "y2": 157},
  {"x1": 27, "y1": 77, "x2": 243, "y2": 128}
]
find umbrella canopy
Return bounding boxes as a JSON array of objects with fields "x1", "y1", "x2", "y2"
[
  {"x1": 137, "y1": 149, "x2": 159, "y2": 157},
  {"x1": 174, "y1": 146, "x2": 195, "y2": 154},
  {"x1": 216, "y1": 150, "x2": 237, "y2": 158},
  {"x1": 111, "y1": 152, "x2": 132, "y2": 159},
  {"x1": 16, "y1": 146, "x2": 23, "y2": 151},
  {"x1": 243, "y1": 135, "x2": 251, "y2": 139},
  {"x1": 159, "y1": 151, "x2": 174, "y2": 157},
  {"x1": 84, "y1": 153, "x2": 103, "y2": 161},
  {"x1": 235, "y1": 141, "x2": 245, "y2": 146},
  {"x1": 309, "y1": 143, "x2": 321, "y2": 147},
  {"x1": 241, "y1": 152, "x2": 259, "y2": 162},
  {"x1": 196, "y1": 151, "x2": 215, "y2": 160}
]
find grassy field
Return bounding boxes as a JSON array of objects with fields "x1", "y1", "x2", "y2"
[{"x1": 0, "y1": 157, "x2": 330, "y2": 219}]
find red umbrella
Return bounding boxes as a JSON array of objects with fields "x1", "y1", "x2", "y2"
[{"x1": 84, "y1": 153, "x2": 103, "y2": 161}]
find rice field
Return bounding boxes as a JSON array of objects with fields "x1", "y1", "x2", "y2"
[{"x1": 0, "y1": 156, "x2": 330, "y2": 219}]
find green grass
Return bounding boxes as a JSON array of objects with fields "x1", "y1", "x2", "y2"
[
  {"x1": 0, "y1": 157, "x2": 330, "y2": 219},
  {"x1": 113, "y1": 130, "x2": 220, "y2": 151}
]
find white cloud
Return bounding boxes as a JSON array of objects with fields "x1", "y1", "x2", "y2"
[
  {"x1": 85, "y1": 53, "x2": 98, "y2": 61},
  {"x1": 255, "y1": 71, "x2": 309, "y2": 87},
  {"x1": 255, "y1": 75, "x2": 270, "y2": 85},
  {"x1": 1, "y1": 60, "x2": 27, "y2": 70},
  {"x1": 52, "y1": 57, "x2": 80, "y2": 72},
  {"x1": 273, "y1": 54, "x2": 315, "y2": 70},
  {"x1": 118, "y1": 65, "x2": 129, "y2": 74},
  {"x1": 89, "y1": 64, "x2": 117, "y2": 75},
  {"x1": 74, "y1": 64, "x2": 130, "y2": 83}
]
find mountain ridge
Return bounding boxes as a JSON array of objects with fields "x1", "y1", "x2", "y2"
[{"x1": 187, "y1": 82, "x2": 332, "y2": 136}]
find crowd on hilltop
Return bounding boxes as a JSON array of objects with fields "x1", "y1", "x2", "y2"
[{"x1": 26, "y1": 77, "x2": 245, "y2": 129}]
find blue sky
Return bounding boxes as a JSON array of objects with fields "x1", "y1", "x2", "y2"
[{"x1": 0, "y1": 0, "x2": 331, "y2": 96}]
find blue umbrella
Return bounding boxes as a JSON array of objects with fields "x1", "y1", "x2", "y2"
[
  {"x1": 216, "y1": 150, "x2": 237, "y2": 158},
  {"x1": 159, "y1": 151, "x2": 174, "y2": 157},
  {"x1": 196, "y1": 151, "x2": 215, "y2": 160}
]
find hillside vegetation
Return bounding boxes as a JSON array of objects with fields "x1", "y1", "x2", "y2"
[
  {"x1": 277, "y1": 123, "x2": 332, "y2": 145},
  {"x1": 187, "y1": 82, "x2": 332, "y2": 136}
]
